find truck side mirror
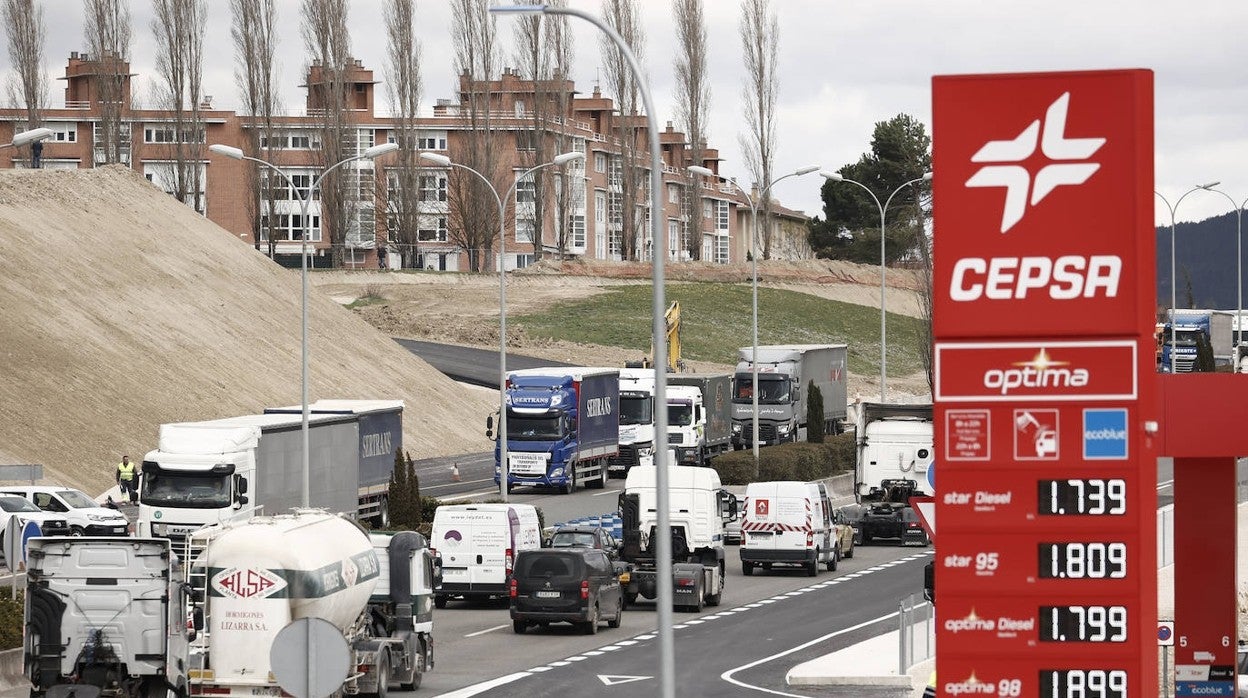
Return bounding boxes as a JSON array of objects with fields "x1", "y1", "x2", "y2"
[
  {"x1": 192, "y1": 608, "x2": 204, "y2": 631},
  {"x1": 486, "y1": 414, "x2": 495, "y2": 439},
  {"x1": 235, "y1": 475, "x2": 248, "y2": 495}
]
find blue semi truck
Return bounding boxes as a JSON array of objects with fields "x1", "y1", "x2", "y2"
[{"x1": 492, "y1": 367, "x2": 619, "y2": 494}]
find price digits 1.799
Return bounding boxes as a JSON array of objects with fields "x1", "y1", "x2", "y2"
[
  {"x1": 1039, "y1": 605, "x2": 1127, "y2": 642},
  {"x1": 1038, "y1": 542, "x2": 1127, "y2": 579},
  {"x1": 1040, "y1": 669, "x2": 1127, "y2": 698},
  {"x1": 1038, "y1": 479, "x2": 1126, "y2": 516}
]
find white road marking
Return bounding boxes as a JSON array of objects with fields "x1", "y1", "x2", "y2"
[
  {"x1": 592, "y1": 488, "x2": 623, "y2": 497},
  {"x1": 1157, "y1": 479, "x2": 1174, "y2": 491},
  {"x1": 464, "y1": 623, "x2": 509, "y2": 638},
  {"x1": 433, "y1": 671, "x2": 531, "y2": 698},
  {"x1": 567, "y1": 656, "x2": 588, "y2": 662}
]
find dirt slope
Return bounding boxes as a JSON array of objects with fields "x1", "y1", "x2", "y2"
[{"x1": 0, "y1": 167, "x2": 494, "y2": 495}]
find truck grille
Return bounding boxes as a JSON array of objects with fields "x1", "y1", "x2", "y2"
[
  {"x1": 668, "y1": 433, "x2": 682, "y2": 445},
  {"x1": 609, "y1": 447, "x2": 638, "y2": 468},
  {"x1": 758, "y1": 424, "x2": 778, "y2": 442}
]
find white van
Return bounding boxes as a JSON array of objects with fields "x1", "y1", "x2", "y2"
[
  {"x1": 430, "y1": 503, "x2": 541, "y2": 608},
  {"x1": 739, "y1": 481, "x2": 837, "y2": 576},
  {"x1": 0, "y1": 485, "x2": 129, "y2": 536}
]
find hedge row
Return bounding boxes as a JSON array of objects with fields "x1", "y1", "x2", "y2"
[{"x1": 711, "y1": 431, "x2": 856, "y2": 485}]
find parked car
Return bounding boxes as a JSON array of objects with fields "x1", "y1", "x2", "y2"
[
  {"x1": 0, "y1": 485, "x2": 129, "y2": 536},
  {"x1": 832, "y1": 508, "x2": 855, "y2": 559},
  {"x1": 547, "y1": 525, "x2": 619, "y2": 559},
  {"x1": 0, "y1": 494, "x2": 72, "y2": 546},
  {"x1": 510, "y1": 548, "x2": 624, "y2": 635}
]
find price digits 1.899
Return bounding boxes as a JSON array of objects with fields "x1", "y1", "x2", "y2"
[
  {"x1": 1040, "y1": 669, "x2": 1127, "y2": 698},
  {"x1": 1038, "y1": 479, "x2": 1126, "y2": 516},
  {"x1": 1040, "y1": 605, "x2": 1127, "y2": 642},
  {"x1": 1038, "y1": 542, "x2": 1127, "y2": 579}
]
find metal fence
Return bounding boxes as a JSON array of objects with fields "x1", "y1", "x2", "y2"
[{"x1": 898, "y1": 592, "x2": 935, "y2": 673}]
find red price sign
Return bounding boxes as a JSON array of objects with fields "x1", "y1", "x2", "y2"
[{"x1": 932, "y1": 68, "x2": 1157, "y2": 696}]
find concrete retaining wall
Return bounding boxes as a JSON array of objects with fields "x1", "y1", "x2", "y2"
[{"x1": 0, "y1": 647, "x2": 25, "y2": 693}]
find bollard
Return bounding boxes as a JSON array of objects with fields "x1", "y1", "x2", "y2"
[{"x1": 451, "y1": 463, "x2": 461, "y2": 483}]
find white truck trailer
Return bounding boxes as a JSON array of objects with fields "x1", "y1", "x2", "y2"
[
  {"x1": 617, "y1": 465, "x2": 738, "y2": 612},
  {"x1": 731, "y1": 344, "x2": 849, "y2": 447},
  {"x1": 188, "y1": 510, "x2": 435, "y2": 697},
  {"x1": 138, "y1": 400, "x2": 403, "y2": 547},
  {"x1": 24, "y1": 537, "x2": 193, "y2": 698}
]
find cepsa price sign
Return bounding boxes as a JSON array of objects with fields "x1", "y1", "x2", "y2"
[{"x1": 932, "y1": 69, "x2": 1158, "y2": 696}]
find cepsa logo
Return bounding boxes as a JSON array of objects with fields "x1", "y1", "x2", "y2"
[{"x1": 935, "y1": 341, "x2": 1137, "y2": 402}]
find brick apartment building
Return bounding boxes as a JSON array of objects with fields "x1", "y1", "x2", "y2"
[{"x1": 0, "y1": 53, "x2": 813, "y2": 271}]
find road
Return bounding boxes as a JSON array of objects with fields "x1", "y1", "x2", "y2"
[{"x1": 393, "y1": 339, "x2": 571, "y2": 388}]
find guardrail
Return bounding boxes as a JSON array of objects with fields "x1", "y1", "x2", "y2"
[{"x1": 898, "y1": 593, "x2": 934, "y2": 672}]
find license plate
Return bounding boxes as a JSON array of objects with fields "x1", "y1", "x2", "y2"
[
  {"x1": 251, "y1": 687, "x2": 281, "y2": 696},
  {"x1": 534, "y1": 590, "x2": 560, "y2": 599}
]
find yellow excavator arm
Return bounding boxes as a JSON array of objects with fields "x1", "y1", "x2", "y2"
[{"x1": 641, "y1": 301, "x2": 685, "y2": 372}]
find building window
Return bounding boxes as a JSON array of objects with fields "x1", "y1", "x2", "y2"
[
  {"x1": 594, "y1": 152, "x2": 607, "y2": 174},
  {"x1": 571, "y1": 214, "x2": 586, "y2": 248},
  {"x1": 419, "y1": 174, "x2": 447, "y2": 202},
  {"x1": 516, "y1": 218, "x2": 535, "y2": 243},
  {"x1": 668, "y1": 183, "x2": 679, "y2": 204},
  {"x1": 716, "y1": 200, "x2": 729, "y2": 231},
  {"x1": 416, "y1": 131, "x2": 447, "y2": 150},
  {"x1": 417, "y1": 216, "x2": 448, "y2": 242},
  {"x1": 515, "y1": 130, "x2": 537, "y2": 151},
  {"x1": 51, "y1": 124, "x2": 77, "y2": 143},
  {"x1": 703, "y1": 199, "x2": 713, "y2": 219},
  {"x1": 143, "y1": 125, "x2": 201, "y2": 144},
  {"x1": 515, "y1": 253, "x2": 534, "y2": 268},
  {"x1": 669, "y1": 219, "x2": 681, "y2": 260},
  {"x1": 573, "y1": 137, "x2": 586, "y2": 155},
  {"x1": 515, "y1": 176, "x2": 536, "y2": 204},
  {"x1": 261, "y1": 212, "x2": 322, "y2": 243},
  {"x1": 595, "y1": 190, "x2": 606, "y2": 224}
]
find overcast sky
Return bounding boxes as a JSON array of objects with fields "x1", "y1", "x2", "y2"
[{"x1": 5, "y1": 0, "x2": 1247, "y2": 225}]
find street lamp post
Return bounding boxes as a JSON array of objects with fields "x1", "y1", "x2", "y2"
[
  {"x1": 692, "y1": 164, "x2": 818, "y2": 477},
  {"x1": 208, "y1": 141, "x2": 400, "y2": 507},
  {"x1": 420, "y1": 150, "x2": 584, "y2": 503},
  {"x1": 1155, "y1": 184, "x2": 1217, "y2": 374},
  {"x1": 1, "y1": 127, "x2": 54, "y2": 150},
  {"x1": 1197, "y1": 185, "x2": 1248, "y2": 359},
  {"x1": 491, "y1": 4, "x2": 672, "y2": 695},
  {"x1": 821, "y1": 171, "x2": 932, "y2": 402}
]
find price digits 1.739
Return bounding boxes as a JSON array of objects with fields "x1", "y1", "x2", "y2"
[
  {"x1": 1040, "y1": 605, "x2": 1127, "y2": 642},
  {"x1": 1040, "y1": 669, "x2": 1127, "y2": 698},
  {"x1": 1039, "y1": 479, "x2": 1126, "y2": 516},
  {"x1": 1038, "y1": 542, "x2": 1127, "y2": 579}
]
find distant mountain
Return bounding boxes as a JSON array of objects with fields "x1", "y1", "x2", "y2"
[{"x1": 1156, "y1": 211, "x2": 1248, "y2": 311}]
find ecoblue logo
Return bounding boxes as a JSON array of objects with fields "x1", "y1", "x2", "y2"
[{"x1": 1083, "y1": 408, "x2": 1128, "y2": 460}]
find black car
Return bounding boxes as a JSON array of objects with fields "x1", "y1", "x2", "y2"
[
  {"x1": 546, "y1": 525, "x2": 620, "y2": 559},
  {"x1": 510, "y1": 548, "x2": 623, "y2": 635}
]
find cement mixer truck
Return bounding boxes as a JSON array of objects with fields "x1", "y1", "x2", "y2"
[{"x1": 188, "y1": 511, "x2": 435, "y2": 697}]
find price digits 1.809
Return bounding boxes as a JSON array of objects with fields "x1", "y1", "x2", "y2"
[
  {"x1": 1039, "y1": 479, "x2": 1126, "y2": 516},
  {"x1": 1040, "y1": 669, "x2": 1127, "y2": 698},
  {"x1": 1038, "y1": 542, "x2": 1127, "y2": 579}
]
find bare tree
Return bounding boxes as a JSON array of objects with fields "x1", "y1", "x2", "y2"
[
  {"x1": 600, "y1": 0, "x2": 646, "y2": 261},
  {"x1": 83, "y1": 0, "x2": 132, "y2": 166},
  {"x1": 3, "y1": 0, "x2": 48, "y2": 151},
  {"x1": 301, "y1": 0, "x2": 356, "y2": 268},
  {"x1": 449, "y1": 0, "x2": 501, "y2": 273},
  {"x1": 738, "y1": 0, "x2": 778, "y2": 259},
  {"x1": 151, "y1": 0, "x2": 207, "y2": 212},
  {"x1": 512, "y1": 0, "x2": 575, "y2": 259},
  {"x1": 230, "y1": 0, "x2": 281, "y2": 256},
  {"x1": 382, "y1": 0, "x2": 422, "y2": 269},
  {"x1": 673, "y1": 0, "x2": 709, "y2": 260}
]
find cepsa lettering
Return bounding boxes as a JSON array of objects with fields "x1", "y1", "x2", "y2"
[{"x1": 950, "y1": 255, "x2": 1121, "y2": 301}]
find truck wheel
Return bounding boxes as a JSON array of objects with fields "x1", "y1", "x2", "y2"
[
  {"x1": 367, "y1": 652, "x2": 390, "y2": 698},
  {"x1": 827, "y1": 546, "x2": 839, "y2": 572},
  {"x1": 561, "y1": 472, "x2": 575, "y2": 495},
  {"x1": 401, "y1": 670, "x2": 421, "y2": 692},
  {"x1": 513, "y1": 619, "x2": 527, "y2": 634},
  {"x1": 706, "y1": 565, "x2": 724, "y2": 606},
  {"x1": 844, "y1": 543, "x2": 854, "y2": 559},
  {"x1": 589, "y1": 466, "x2": 607, "y2": 489},
  {"x1": 434, "y1": 594, "x2": 448, "y2": 609},
  {"x1": 624, "y1": 591, "x2": 638, "y2": 606},
  {"x1": 742, "y1": 561, "x2": 754, "y2": 576}
]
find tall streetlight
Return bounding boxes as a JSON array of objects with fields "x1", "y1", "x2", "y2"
[
  {"x1": 491, "y1": 4, "x2": 673, "y2": 695},
  {"x1": 1, "y1": 127, "x2": 54, "y2": 150},
  {"x1": 1197, "y1": 185, "x2": 1248, "y2": 358},
  {"x1": 821, "y1": 171, "x2": 932, "y2": 402},
  {"x1": 691, "y1": 164, "x2": 818, "y2": 477},
  {"x1": 208, "y1": 141, "x2": 400, "y2": 507},
  {"x1": 1156, "y1": 184, "x2": 1217, "y2": 373},
  {"x1": 420, "y1": 150, "x2": 584, "y2": 503}
]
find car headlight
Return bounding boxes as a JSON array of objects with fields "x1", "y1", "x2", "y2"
[
  {"x1": 87, "y1": 513, "x2": 110, "y2": 522},
  {"x1": 777, "y1": 424, "x2": 792, "y2": 434},
  {"x1": 732, "y1": 424, "x2": 742, "y2": 434},
  {"x1": 151, "y1": 523, "x2": 168, "y2": 536},
  {"x1": 550, "y1": 468, "x2": 564, "y2": 477}
]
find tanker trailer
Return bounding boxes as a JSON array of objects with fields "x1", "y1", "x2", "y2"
[{"x1": 188, "y1": 510, "x2": 430, "y2": 697}]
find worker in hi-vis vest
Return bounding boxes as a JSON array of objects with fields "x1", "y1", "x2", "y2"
[{"x1": 116, "y1": 455, "x2": 138, "y2": 505}]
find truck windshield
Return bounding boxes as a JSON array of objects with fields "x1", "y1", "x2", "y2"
[
  {"x1": 619, "y1": 394, "x2": 653, "y2": 426},
  {"x1": 507, "y1": 413, "x2": 563, "y2": 441},
  {"x1": 734, "y1": 376, "x2": 790, "y2": 404},
  {"x1": 667, "y1": 403, "x2": 693, "y2": 426},
  {"x1": 140, "y1": 472, "x2": 231, "y2": 509}
]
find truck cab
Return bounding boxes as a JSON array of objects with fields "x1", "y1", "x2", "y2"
[
  {"x1": 610, "y1": 368, "x2": 656, "y2": 476},
  {"x1": 666, "y1": 385, "x2": 705, "y2": 465}
]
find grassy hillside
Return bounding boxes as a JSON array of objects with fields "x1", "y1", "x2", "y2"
[{"x1": 512, "y1": 282, "x2": 925, "y2": 377}]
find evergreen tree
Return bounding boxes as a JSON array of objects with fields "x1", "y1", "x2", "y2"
[
  {"x1": 405, "y1": 450, "x2": 421, "y2": 526},
  {"x1": 807, "y1": 381, "x2": 825, "y2": 444},
  {"x1": 388, "y1": 449, "x2": 410, "y2": 529}
]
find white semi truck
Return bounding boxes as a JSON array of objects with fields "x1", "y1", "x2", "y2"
[
  {"x1": 668, "y1": 373, "x2": 733, "y2": 466},
  {"x1": 840, "y1": 402, "x2": 934, "y2": 546},
  {"x1": 138, "y1": 400, "x2": 403, "y2": 546},
  {"x1": 187, "y1": 510, "x2": 435, "y2": 697},
  {"x1": 24, "y1": 537, "x2": 194, "y2": 698},
  {"x1": 617, "y1": 465, "x2": 738, "y2": 612},
  {"x1": 608, "y1": 367, "x2": 656, "y2": 477},
  {"x1": 731, "y1": 344, "x2": 849, "y2": 447}
]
